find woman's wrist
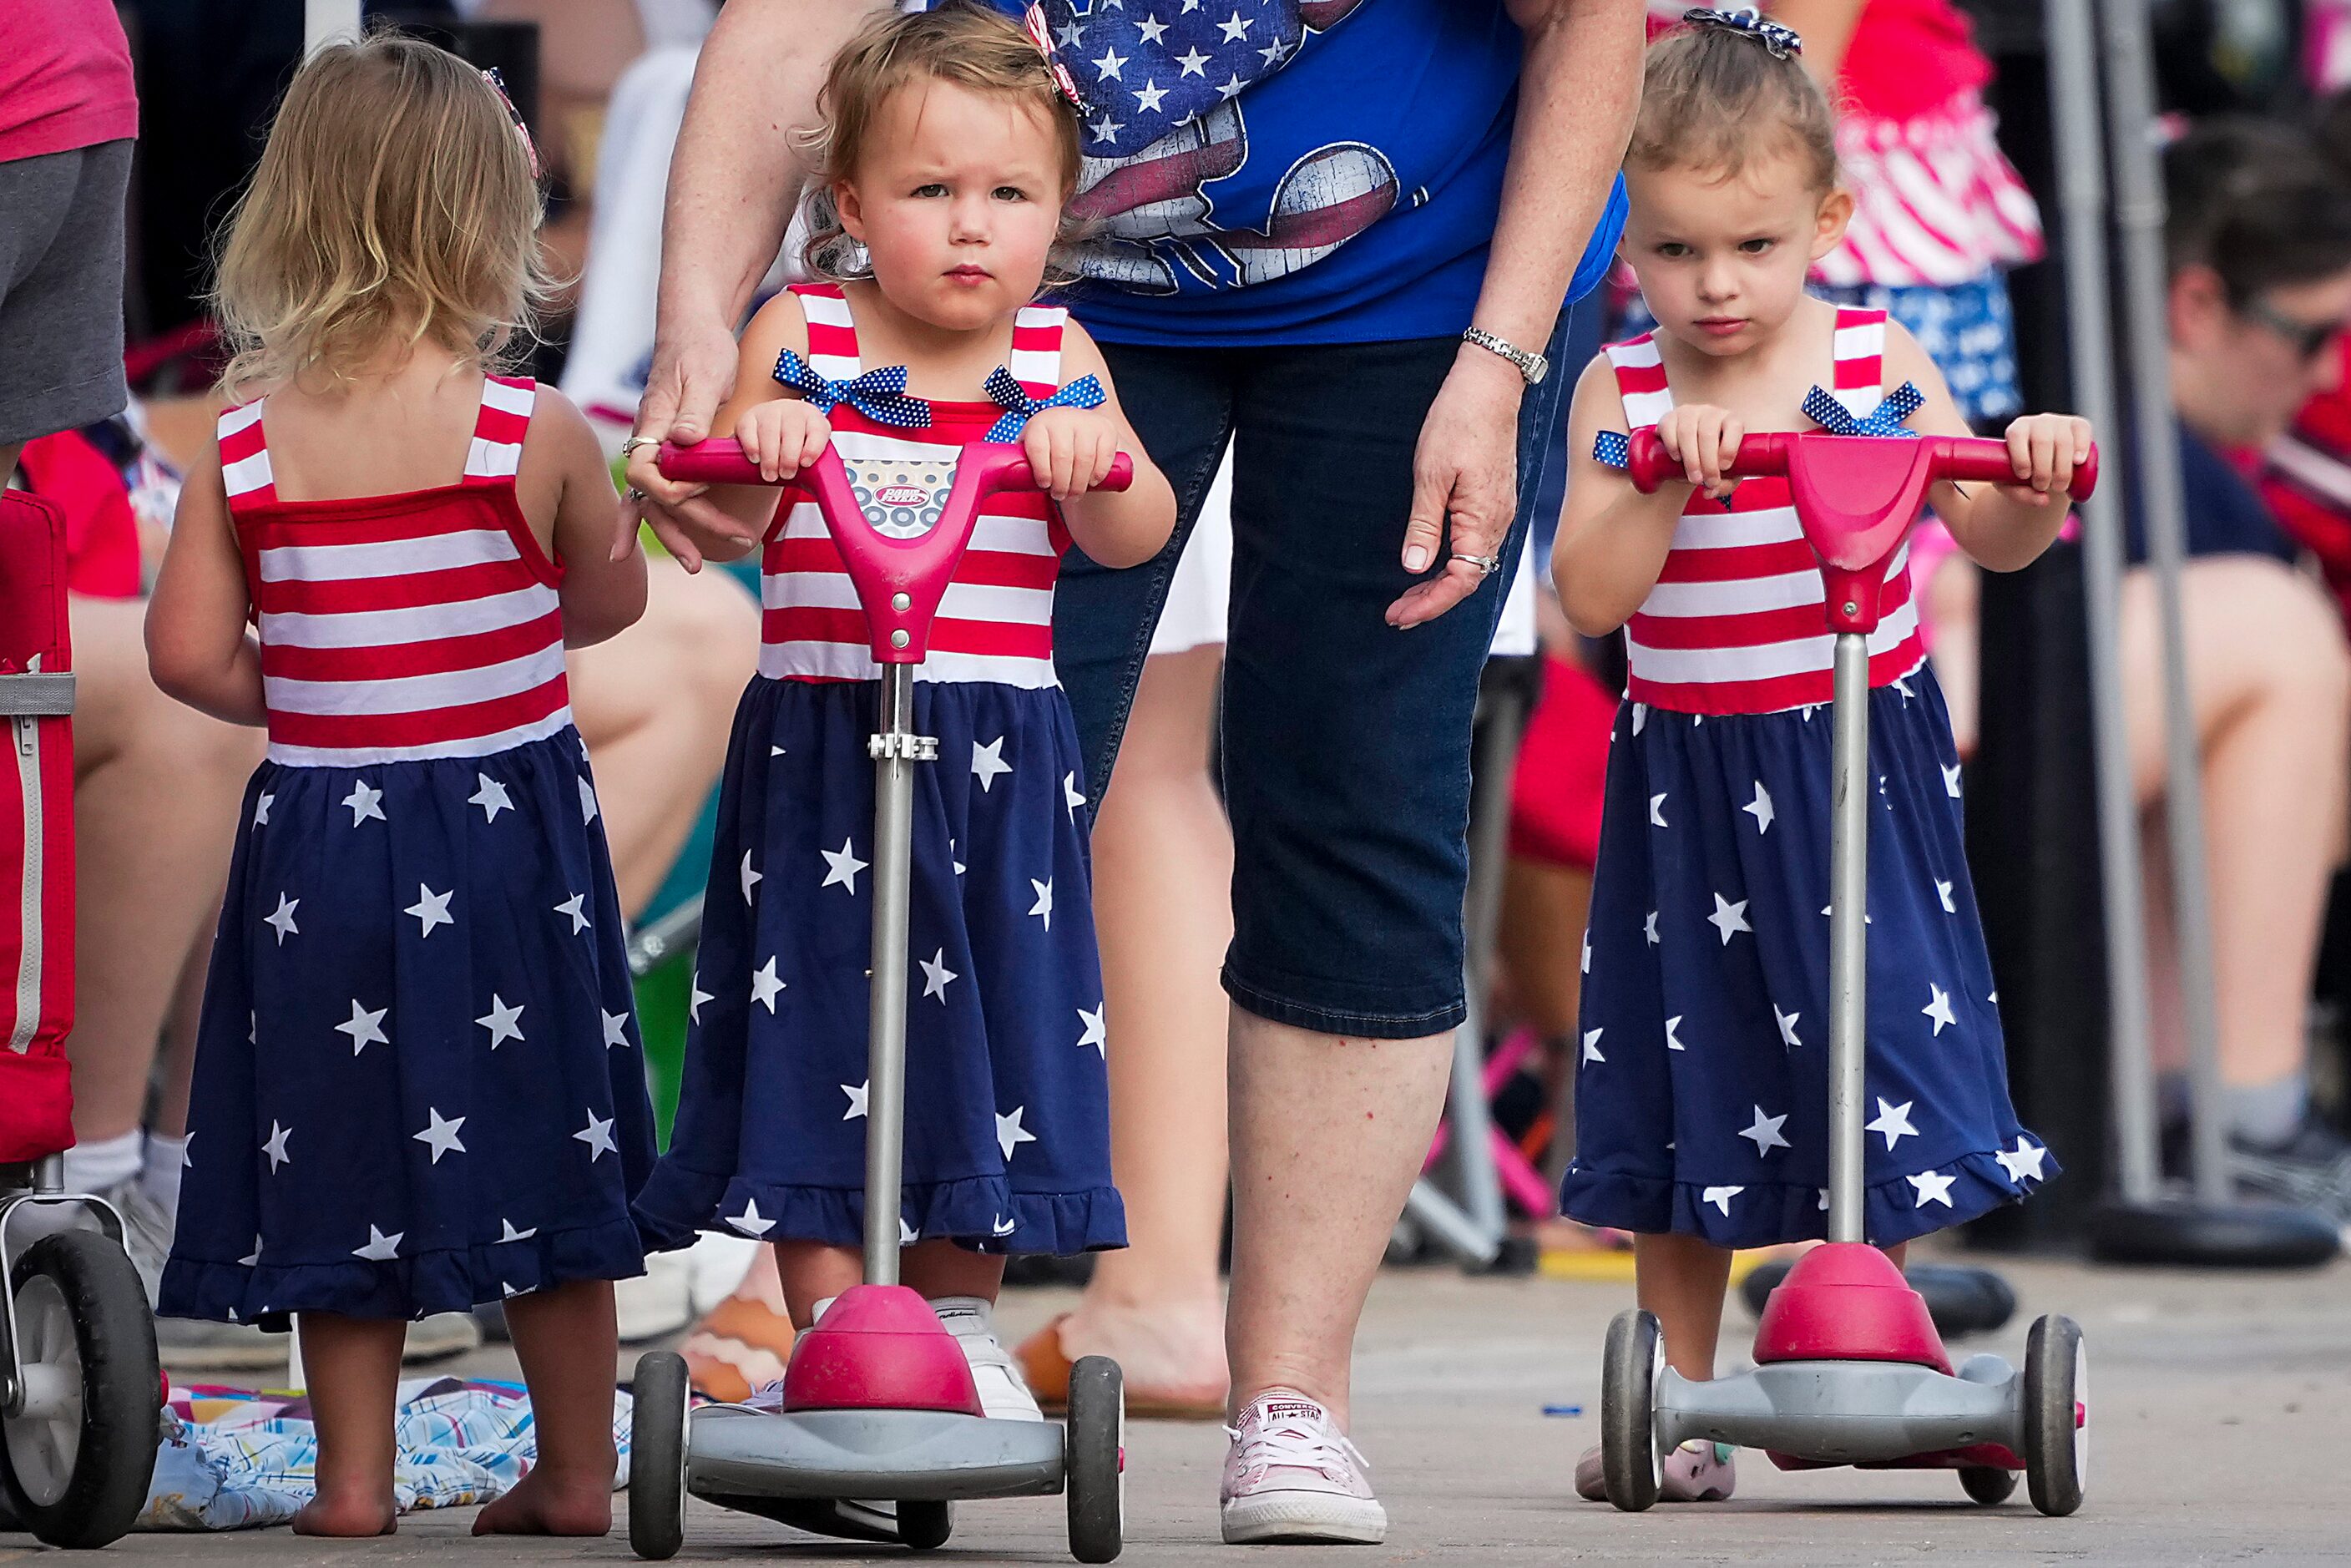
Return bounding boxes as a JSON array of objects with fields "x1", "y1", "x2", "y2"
[{"x1": 1450, "y1": 337, "x2": 1531, "y2": 402}]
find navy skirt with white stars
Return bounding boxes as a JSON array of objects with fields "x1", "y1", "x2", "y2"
[
  {"x1": 1560, "y1": 667, "x2": 2058, "y2": 1249},
  {"x1": 634, "y1": 676, "x2": 1125, "y2": 1257},
  {"x1": 159, "y1": 728, "x2": 659, "y2": 1328}
]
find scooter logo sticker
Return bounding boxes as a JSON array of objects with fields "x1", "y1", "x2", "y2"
[
  {"x1": 876, "y1": 484, "x2": 928, "y2": 508},
  {"x1": 842, "y1": 458, "x2": 954, "y2": 539}
]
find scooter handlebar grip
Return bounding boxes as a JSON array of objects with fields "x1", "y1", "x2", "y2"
[
  {"x1": 984, "y1": 452, "x2": 1137, "y2": 496},
  {"x1": 1624, "y1": 428, "x2": 1792, "y2": 493},
  {"x1": 1929, "y1": 438, "x2": 2100, "y2": 502},
  {"x1": 655, "y1": 439, "x2": 769, "y2": 486}
]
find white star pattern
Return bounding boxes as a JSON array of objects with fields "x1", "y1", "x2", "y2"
[
  {"x1": 603, "y1": 1009, "x2": 629, "y2": 1050},
  {"x1": 972, "y1": 737, "x2": 1012, "y2": 791},
  {"x1": 997, "y1": 1105, "x2": 1038, "y2": 1161},
  {"x1": 1218, "y1": 9, "x2": 1252, "y2": 40},
  {"x1": 1055, "y1": 19, "x2": 1084, "y2": 47},
  {"x1": 1775, "y1": 1004, "x2": 1802, "y2": 1048},
  {"x1": 554, "y1": 892, "x2": 590, "y2": 935},
  {"x1": 1092, "y1": 44, "x2": 1128, "y2": 78},
  {"x1": 336, "y1": 999, "x2": 388, "y2": 1055},
  {"x1": 342, "y1": 779, "x2": 385, "y2": 826},
  {"x1": 1581, "y1": 933, "x2": 1591, "y2": 974},
  {"x1": 352, "y1": 1225, "x2": 403, "y2": 1262},
  {"x1": 1649, "y1": 792, "x2": 1669, "y2": 827},
  {"x1": 821, "y1": 837, "x2": 868, "y2": 894},
  {"x1": 182, "y1": 1133, "x2": 194, "y2": 1168},
  {"x1": 1175, "y1": 43, "x2": 1211, "y2": 74},
  {"x1": 265, "y1": 893, "x2": 300, "y2": 945},
  {"x1": 573, "y1": 1109, "x2": 617, "y2": 1161},
  {"x1": 1995, "y1": 1136, "x2": 2048, "y2": 1185},
  {"x1": 992, "y1": 1215, "x2": 1018, "y2": 1237},
  {"x1": 1216, "y1": 71, "x2": 1246, "y2": 99},
  {"x1": 1740, "y1": 1105, "x2": 1792, "y2": 1156},
  {"x1": 1631, "y1": 703, "x2": 1649, "y2": 735},
  {"x1": 499, "y1": 1219, "x2": 537, "y2": 1242},
  {"x1": 842, "y1": 1081, "x2": 870, "y2": 1120},
  {"x1": 1064, "y1": 771, "x2": 1087, "y2": 820},
  {"x1": 1090, "y1": 114, "x2": 1124, "y2": 144},
  {"x1": 254, "y1": 792, "x2": 273, "y2": 827},
  {"x1": 1580, "y1": 1028, "x2": 1605, "y2": 1065},
  {"x1": 1646, "y1": 910, "x2": 1661, "y2": 946},
  {"x1": 406, "y1": 884, "x2": 453, "y2": 938},
  {"x1": 1820, "y1": 902, "x2": 1872, "y2": 925},
  {"x1": 1133, "y1": 78, "x2": 1167, "y2": 111},
  {"x1": 1706, "y1": 893, "x2": 1751, "y2": 945},
  {"x1": 1868, "y1": 1097, "x2": 1919, "y2": 1151},
  {"x1": 1894, "y1": 675, "x2": 1914, "y2": 702},
  {"x1": 689, "y1": 977, "x2": 713, "y2": 1024},
  {"x1": 727, "y1": 1196, "x2": 776, "y2": 1237},
  {"x1": 750, "y1": 956, "x2": 786, "y2": 1013},
  {"x1": 1666, "y1": 1015, "x2": 1686, "y2": 1052},
  {"x1": 1077, "y1": 1004, "x2": 1107, "y2": 1056},
  {"x1": 1909, "y1": 1169, "x2": 1957, "y2": 1207},
  {"x1": 238, "y1": 1237, "x2": 260, "y2": 1267},
  {"x1": 1742, "y1": 781, "x2": 1775, "y2": 834},
  {"x1": 1029, "y1": 878, "x2": 1054, "y2": 931},
  {"x1": 579, "y1": 776, "x2": 600, "y2": 824},
  {"x1": 920, "y1": 948, "x2": 958, "y2": 1002},
  {"x1": 1258, "y1": 35, "x2": 1290, "y2": 64},
  {"x1": 1136, "y1": 13, "x2": 1168, "y2": 43},
  {"x1": 471, "y1": 773, "x2": 513, "y2": 822},
  {"x1": 413, "y1": 1108, "x2": 466, "y2": 1163},
  {"x1": 900, "y1": 1216, "x2": 920, "y2": 1246},
  {"x1": 1937, "y1": 879, "x2": 1956, "y2": 913},
  {"x1": 1923, "y1": 983, "x2": 1957, "y2": 1035},
  {"x1": 263, "y1": 1120, "x2": 291, "y2": 1171},
  {"x1": 477, "y1": 994, "x2": 525, "y2": 1050},
  {"x1": 741, "y1": 851, "x2": 762, "y2": 903},
  {"x1": 1702, "y1": 1185, "x2": 1744, "y2": 1216},
  {"x1": 1943, "y1": 763, "x2": 1963, "y2": 798}
]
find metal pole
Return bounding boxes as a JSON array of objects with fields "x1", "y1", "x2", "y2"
[
  {"x1": 862, "y1": 665, "x2": 920, "y2": 1284},
  {"x1": 2098, "y1": 0, "x2": 2233, "y2": 1205},
  {"x1": 1825, "y1": 633, "x2": 1873, "y2": 1243},
  {"x1": 303, "y1": 0, "x2": 361, "y2": 53},
  {"x1": 2046, "y1": 0, "x2": 2165, "y2": 1202}
]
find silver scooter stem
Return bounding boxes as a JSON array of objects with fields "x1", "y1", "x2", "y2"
[
  {"x1": 862, "y1": 664, "x2": 925, "y2": 1284},
  {"x1": 1825, "y1": 632, "x2": 1872, "y2": 1244}
]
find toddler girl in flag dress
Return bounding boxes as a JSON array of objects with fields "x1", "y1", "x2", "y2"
[
  {"x1": 625, "y1": 4, "x2": 1175, "y2": 1421},
  {"x1": 146, "y1": 37, "x2": 659, "y2": 1537},
  {"x1": 1548, "y1": 13, "x2": 2092, "y2": 1502}
]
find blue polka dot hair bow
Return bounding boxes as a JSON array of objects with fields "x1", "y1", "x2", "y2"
[
  {"x1": 982, "y1": 365, "x2": 1106, "y2": 445},
  {"x1": 771, "y1": 349, "x2": 933, "y2": 430},
  {"x1": 1801, "y1": 381, "x2": 1925, "y2": 437},
  {"x1": 1684, "y1": 7, "x2": 1804, "y2": 58}
]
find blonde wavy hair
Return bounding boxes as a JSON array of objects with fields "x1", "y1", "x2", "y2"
[
  {"x1": 211, "y1": 32, "x2": 552, "y2": 397},
  {"x1": 797, "y1": 3, "x2": 1085, "y2": 283}
]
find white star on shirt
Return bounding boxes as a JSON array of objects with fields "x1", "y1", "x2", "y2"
[
  {"x1": 579, "y1": 776, "x2": 601, "y2": 824},
  {"x1": 573, "y1": 1109, "x2": 617, "y2": 1161},
  {"x1": 1702, "y1": 1185, "x2": 1744, "y2": 1216},
  {"x1": 997, "y1": 1105, "x2": 1038, "y2": 1161},
  {"x1": 336, "y1": 998, "x2": 388, "y2": 1055},
  {"x1": 1743, "y1": 781, "x2": 1775, "y2": 834},
  {"x1": 821, "y1": 837, "x2": 868, "y2": 894},
  {"x1": 1581, "y1": 933, "x2": 1591, "y2": 974},
  {"x1": 1868, "y1": 1096, "x2": 1919, "y2": 1151},
  {"x1": 554, "y1": 892, "x2": 590, "y2": 935},
  {"x1": 342, "y1": 779, "x2": 385, "y2": 826},
  {"x1": 1175, "y1": 44, "x2": 1211, "y2": 74},
  {"x1": 727, "y1": 1196, "x2": 775, "y2": 1237},
  {"x1": 1136, "y1": 13, "x2": 1168, "y2": 43},
  {"x1": 842, "y1": 1080, "x2": 870, "y2": 1120},
  {"x1": 265, "y1": 893, "x2": 300, "y2": 945},
  {"x1": 1666, "y1": 1015, "x2": 1686, "y2": 1051},
  {"x1": 950, "y1": 837, "x2": 965, "y2": 876},
  {"x1": 182, "y1": 1133, "x2": 194, "y2": 1168},
  {"x1": 238, "y1": 1236, "x2": 260, "y2": 1267},
  {"x1": 1923, "y1": 983, "x2": 1957, "y2": 1035},
  {"x1": 604, "y1": 1009, "x2": 629, "y2": 1050},
  {"x1": 471, "y1": 773, "x2": 513, "y2": 822},
  {"x1": 1909, "y1": 1169, "x2": 1957, "y2": 1208},
  {"x1": 1064, "y1": 771, "x2": 1087, "y2": 820},
  {"x1": 920, "y1": 948, "x2": 958, "y2": 1001},
  {"x1": 741, "y1": 851, "x2": 762, "y2": 903},
  {"x1": 499, "y1": 1219, "x2": 537, "y2": 1242},
  {"x1": 263, "y1": 1120, "x2": 291, "y2": 1171},
  {"x1": 1029, "y1": 878, "x2": 1054, "y2": 931},
  {"x1": 1090, "y1": 113, "x2": 1124, "y2": 144},
  {"x1": 1649, "y1": 792, "x2": 1668, "y2": 827},
  {"x1": 477, "y1": 994, "x2": 525, "y2": 1050},
  {"x1": 750, "y1": 956, "x2": 786, "y2": 1013},
  {"x1": 1055, "y1": 19, "x2": 1084, "y2": 47},
  {"x1": 1740, "y1": 1105, "x2": 1792, "y2": 1156},
  {"x1": 1943, "y1": 762, "x2": 1963, "y2": 798},
  {"x1": 1218, "y1": 9, "x2": 1252, "y2": 40},
  {"x1": 413, "y1": 1107, "x2": 466, "y2": 1163},
  {"x1": 1216, "y1": 71, "x2": 1246, "y2": 99},
  {"x1": 1259, "y1": 34, "x2": 1291, "y2": 64},
  {"x1": 253, "y1": 792, "x2": 273, "y2": 827},
  {"x1": 1937, "y1": 878, "x2": 1956, "y2": 913},
  {"x1": 1077, "y1": 1004, "x2": 1107, "y2": 1056},
  {"x1": 1707, "y1": 893, "x2": 1751, "y2": 945},
  {"x1": 1995, "y1": 1136, "x2": 2048, "y2": 1185},
  {"x1": 1093, "y1": 43, "x2": 1128, "y2": 78},
  {"x1": 406, "y1": 884, "x2": 453, "y2": 938},
  {"x1": 1631, "y1": 702, "x2": 1649, "y2": 735},
  {"x1": 972, "y1": 736, "x2": 1012, "y2": 791},
  {"x1": 1133, "y1": 78, "x2": 1167, "y2": 112},
  {"x1": 1775, "y1": 1004, "x2": 1802, "y2": 1049},
  {"x1": 1645, "y1": 909, "x2": 1661, "y2": 946},
  {"x1": 1580, "y1": 1028, "x2": 1605, "y2": 1064},
  {"x1": 352, "y1": 1225, "x2": 402, "y2": 1262},
  {"x1": 689, "y1": 976, "x2": 712, "y2": 1024}
]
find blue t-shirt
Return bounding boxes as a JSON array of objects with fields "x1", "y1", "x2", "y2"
[
  {"x1": 2122, "y1": 421, "x2": 2296, "y2": 567},
  {"x1": 965, "y1": 0, "x2": 1626, "y2": 346}
]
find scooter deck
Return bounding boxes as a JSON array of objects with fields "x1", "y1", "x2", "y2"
[
  {"x1": 689, "y1": 1405, "x2": 1067, "y2": 1502},
  {"x1": 1656, "y1": 1356, "x2": 2020, "y2": 1465}
]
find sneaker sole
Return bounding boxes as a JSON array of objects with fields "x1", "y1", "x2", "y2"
[{"x1": 1221, "y1": 1493, "x2": 1388, "y2": 1545}]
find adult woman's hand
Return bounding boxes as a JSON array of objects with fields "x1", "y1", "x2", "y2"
[
  {"x1": 614, "y1": 311, "x2": 761, "y2": 569},
  {"x1": 1387, "y1": 346, "x2": 1525, "y2": 629}
]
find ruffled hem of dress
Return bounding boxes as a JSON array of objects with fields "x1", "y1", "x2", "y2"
[
  {"x1": 156, "y1": 1215, "x2": 650, "y2": 1330},
  {"x1": 1559, "y1": 1147, "x2": 2057, "y2": 1249},
  {"x1": 634, "y1": 1159, "x2": 1126, "y2": 1257}
]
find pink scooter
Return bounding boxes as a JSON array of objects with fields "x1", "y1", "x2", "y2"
[
  {"x1": 1598, "y1": 427, "x2": 2097, "y2": 1515},
  {"x1": 628, "y1": 439, "x2": 1131, "y2": 1561}
]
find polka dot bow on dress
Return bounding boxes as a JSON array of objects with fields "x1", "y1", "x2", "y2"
[
  {"x1": 982, "y1": 366, "x2": 1107, "y2": 445},
  {"x1": 771, "y1": 350, "x2": 933, "y2": 430}
]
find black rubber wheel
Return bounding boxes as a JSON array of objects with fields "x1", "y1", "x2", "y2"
[
  {"x1": 2022, "y1": 1315, "x2": 2086, "y2": 1517},
  {"x1": 1959, "y1": 1464, "x2": 2020, "y2": 1504},
  {"x1": 899, "y1": 1499, "x2": 953, "y2": 1550},
  {"x1": 0, "y1": 1231, "x2": 162, "y2": 1548},
  {"x1": 1064, "y1": 1354, "x2": 1124, "y2": 1563},
  {"x1": 628, "y1": 1351, "x2": 691, "y2": 1560},
  {"x1": 1599, "y1": 1308, "x2": 1663, "y2": 1512}
]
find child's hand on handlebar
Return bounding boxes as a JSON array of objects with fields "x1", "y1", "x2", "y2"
[
  {"x1": 736, "y1": 399, "x2": 833, "y2": 484},
  {"x1": 1656, "y1": 403, "x2": 1745, "y2": 500},
  {"x1": 1998, "y1": 413, "x2": 2095, "y2": 507},
  {"x1": 1023, "y1": 407, "x2": 1124, "y2": 503}
]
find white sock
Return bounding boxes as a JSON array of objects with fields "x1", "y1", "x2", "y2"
[
  {"x1": 62, "y1": 1129, "x2": 142, "y2": 1193},
  {"x1": 141, "y1": 1132, "x2": 188, "y2": 1216}
]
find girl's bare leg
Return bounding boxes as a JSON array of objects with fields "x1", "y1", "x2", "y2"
[
  {"x1": 291, "y1": 1313, "x2": 406, "y2": 1536},
  {"x1": 769, "y1": 1240, "x2": 1009, "y2": 1329},
  {"x1": 474, "y1": 1282, "x2": 621, "y2": 1535},
  {"x1": 1632, "y1": 1234, "x2": 1735, "y2": 1382}
]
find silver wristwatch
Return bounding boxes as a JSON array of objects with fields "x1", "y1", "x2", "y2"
[{"x1": 1462, "y1": 326, "x2": 1550, "y2": 386}]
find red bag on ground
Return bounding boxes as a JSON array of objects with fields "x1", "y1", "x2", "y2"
[{"x1": 0, "y1": 489, "x2": 78, "y2": 1161}]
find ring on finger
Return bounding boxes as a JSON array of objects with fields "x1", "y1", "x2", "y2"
[
  {"x1": 624, "y1": 485, "x2": 649, "y2": 505},
  {"x1": 619, "y1": 436, "x2": 659, "y2": 460},
  {"x1": 1452, "y1": 551, "x2": 1501, "y2": 575}
]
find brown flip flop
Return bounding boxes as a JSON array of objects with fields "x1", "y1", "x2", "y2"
[
  {"x1": 1014, "y1": 1313, "x2": 1227, "y2": 1422},
  {"x1": 679, "y1": 1293, "x2": 800, "y2": 1404}
]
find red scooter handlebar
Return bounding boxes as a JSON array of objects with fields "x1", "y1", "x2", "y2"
[
  {"x1": 1623, "y1": 427, "x2": 2098, "y2": 503},
  {"x1": 658, "y1": 439, "x2": 1135, "y2": 496}
]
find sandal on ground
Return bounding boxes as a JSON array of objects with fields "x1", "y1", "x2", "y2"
[{"x1": 1014, "y1": 1312, "x2": 1227, "y2": 1421}]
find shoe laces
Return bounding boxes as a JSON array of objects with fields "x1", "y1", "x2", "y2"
[{"x1": 1227, "y1": 1400, "x2": 1369, "y2": 1483}]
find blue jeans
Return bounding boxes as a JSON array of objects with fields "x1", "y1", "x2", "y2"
[{"x1": 1056, "y1": 316, "x2": 1577, "y2": 1038}]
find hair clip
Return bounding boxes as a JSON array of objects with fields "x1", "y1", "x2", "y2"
[
  {"x1": 1021, "y1": 2, "x2": 1089, "y2": 112},
  {"x1": 481, "y1": 67, "x2": 543, "y2": 180},
  {"x1": 1682, "y1": 7, "x2": 1803, "y2": 58}
]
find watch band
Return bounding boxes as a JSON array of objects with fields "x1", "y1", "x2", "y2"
[{"x1": 1462, "y1": 326, "x2": 1550, "y2": 386}]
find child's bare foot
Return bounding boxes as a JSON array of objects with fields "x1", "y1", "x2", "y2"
[
  {"x1": 292, "y1": 1489, "x2": 397, "y2": 1536},
  {"x1": 471, "y1": 1463, "x2": 616, "y2": 1536}
]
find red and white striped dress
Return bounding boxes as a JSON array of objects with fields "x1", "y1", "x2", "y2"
[
  {"x1": 217, "y1": 376, "x2": 571, "y2": 766},
  {"x1": 1605, "y1": 308, "x2": 1926, "y2": 715}
]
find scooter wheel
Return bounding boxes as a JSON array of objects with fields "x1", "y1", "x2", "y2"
[
  {"x1": 1959, "y1": 1464, "x2": 2019, "y2": 1505},
  {"x1": 2021, "y1": 1315, "x2": 2086, "y2": 1517},
  {"x1": 1064, "y1": 1354, "x2": 1124, "y2": 1563},
  {"x1": 900, "y1": 1500, "x2": 953, "y2": 1550},
  {"x1": 1599, "y1": 1308, "x2": 1664, "y2": 1512},
  {"x1": 0, "y1": 1232, "x2": 162, "y2": 1548},
  {"x1": 629, "y1": 1350, "x2": 691, "y2": 1559}
]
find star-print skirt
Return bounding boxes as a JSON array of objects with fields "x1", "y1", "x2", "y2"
[
  {"x1": 635, "y1": 675, "x2": 1125, "y2": 1257},
  {"x1": 1559, "y1": 668, "x2": 2058, "y2": 1249},
  {"x1": 159, "y1": 728, "x2": 660, "y2": 1328}
]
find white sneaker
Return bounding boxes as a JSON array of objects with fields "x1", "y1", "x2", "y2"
[
  {"x1": 930, "y1": 1296, "x2": 1043, "y2": 1421},
  {"x1": 1220, "y1": 1388, "x2": 1387, "y2": 1545}
]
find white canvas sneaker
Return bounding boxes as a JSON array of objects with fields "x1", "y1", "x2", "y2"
[
  {"x1": 1220, "y1": 1388, "x2": 1387, "y2": 1545},
  {"x1": 929, "y1": 1296, "x2": 1044, "y2": 1421}
]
